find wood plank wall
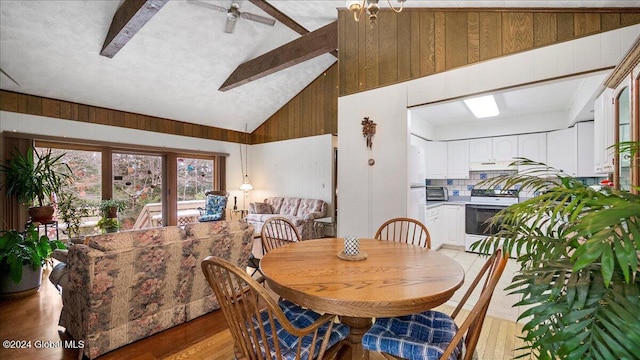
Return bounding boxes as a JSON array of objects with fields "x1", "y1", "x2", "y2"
[
  {"x1": 2, "y1": 9, "x2": 638, "y2": 147},
  {"x1": 0, "y1": 90, "x2": 246, "y2": 144},
  {"x1": 338, "y1": 8, "x2": 640, "y2": 96},
  {"x1": 250, "y1": 63, "x2": 339, "y2": 144}
]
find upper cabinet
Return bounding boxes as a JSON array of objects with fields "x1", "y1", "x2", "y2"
[
  {"x1": 468, "y1": 138, "x2": 493, "y2": 163},
  {"x1": 518, "y1": 133, "x2": 546, "y2": 163},
  {"x1": 547, "y1": 127, "x2": 577, "y2": 176},
  {"x1": 425, "y1": 141, "x2": 447, "y2": 179},
  {"x1": 447, "y1": 140, "x2": 470, "y2": 179},
  {"x1": 493, "y1": 136, "x2": 519, "y2": 162},
  {"x1": 517, "y1": 132, "x2": 546, "y2": 172},
  {"x1": 616, "y1": 85, "x2": 632, "y2": 191},
  {"x1": 602, "y1": 35, "x2": 639, "y2": 193},
  {"x1": 577, "y1": 122, "x2": 597, "y2": 178},
  {"x1": 594, "y1": 88, "x2": 616, "y2": 174},
  {"x1": 468, "y1": 135, "x2": 518, "y2": 170},
  {"x1": 546, "y1": 122, "x2": 596, "y2": 178}
]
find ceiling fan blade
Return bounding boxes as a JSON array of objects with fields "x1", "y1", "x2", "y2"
[
  {"x1": 0, "y1": 68, "x2": 21, "y2": 87},
  {"x1": 240, "y1": 12, "x2": 276, "y2": 26},
  {"x1": 224, "y1": 18, "x2": 237, "y2": 33},
  {"x1": 187, "y1": 0, "x2": 227, "y2": 13}
]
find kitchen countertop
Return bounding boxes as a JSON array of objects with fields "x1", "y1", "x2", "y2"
[{"x1": 426, "y1": 200, "x2": 467, "y2": 209}]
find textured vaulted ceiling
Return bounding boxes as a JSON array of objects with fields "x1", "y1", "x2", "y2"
[{"x1": 1, "y1": 1, "x2": 638, "y2": 133}]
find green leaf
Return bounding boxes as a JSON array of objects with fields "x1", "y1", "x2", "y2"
[
  {"x1": 572, "y1": 239, "x2": 605, "y2": 271},
  {"x1": 8, "y1": 253, "x2": 22, "y2": 283},
  {"x1": 600, "y1": 245, "x2": 615, "y2": 286}
]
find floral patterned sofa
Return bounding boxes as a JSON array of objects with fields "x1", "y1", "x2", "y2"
[
  {"x1": 246, "y1": 197, "x2": 327, "y2": 239},
  {"x1": 50, "y1": 220, "x2": 254, "y2": 359}
]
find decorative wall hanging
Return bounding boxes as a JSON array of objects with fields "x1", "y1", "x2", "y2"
[{"x1": 361, "y1": 117, "x2": 377, "y2": 149}]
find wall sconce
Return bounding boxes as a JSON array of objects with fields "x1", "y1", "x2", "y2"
[{"x1": 348, "y1": 0, "x2": 406, "y2": 25}]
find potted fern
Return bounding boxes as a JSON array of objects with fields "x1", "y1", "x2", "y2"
[{"x1": 474, "y1": 141, "x2": 640, "y2": 360}]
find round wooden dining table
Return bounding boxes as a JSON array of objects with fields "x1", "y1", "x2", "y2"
[{"x1": 259, "y1": 237, "x2": 465, "y2": 360}]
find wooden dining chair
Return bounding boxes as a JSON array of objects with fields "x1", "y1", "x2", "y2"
[
  {"x1": 201, "y1": 256, "x2": 349, "y2": 360},
  {"x1": 362, "y1": 249, "x2": 509, "y2": 360},
  {"x1": 375, "y1": 217, "x2": 431, "y2": 249},
  {"x1": 261, "y1": 217, "x2": 302, "y2": 253}
]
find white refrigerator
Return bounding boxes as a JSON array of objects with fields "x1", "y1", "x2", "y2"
[{"x1": 408, "y1": 143, "x2": 426, "y2": 221}]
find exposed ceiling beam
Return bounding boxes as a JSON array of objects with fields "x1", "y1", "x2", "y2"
[
  {"x1": 248, "y1": 0, "x2": 338, "y2": 58},
  {"x1": 219, "y1": 21, "x2": 338, "y2": 92},
  {"x1": 248, "y1": 0, "x2": 309, "y2": 35},
  {"x1": 100, "y1": 0, "x2": 169, "y2": 58}
]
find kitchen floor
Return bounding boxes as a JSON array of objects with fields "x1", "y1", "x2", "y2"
[{"x1": 438, "y1": 246, "x2": 524, "y2": 323}]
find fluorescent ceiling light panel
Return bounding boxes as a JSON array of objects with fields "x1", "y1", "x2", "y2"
[{"x1": 464, "y1": 95, "x2": 500, "y2": 118}]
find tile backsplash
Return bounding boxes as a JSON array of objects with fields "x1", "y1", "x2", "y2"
[{"x1": 427, "y1": 171, "x2": 605, "y2": 198}]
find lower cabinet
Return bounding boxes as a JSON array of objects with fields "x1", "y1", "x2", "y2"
[
  {"x1": 426, "y1": 204, "x2": 465, "y2": 250},
  {"x1": 442, "y1": 205, "x2": 465, "y2": 247},
  {"x1": 425, "y1": 207, "x2": 444, "y2": 250}
]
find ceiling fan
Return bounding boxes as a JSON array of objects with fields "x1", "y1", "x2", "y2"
[{"x1": 188, "y1": 1, "x2": 276, "y2": 34}]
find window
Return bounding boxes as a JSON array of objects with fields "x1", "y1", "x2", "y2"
[
  {"x1": 28, "y1": 139, "x2": 226, "y2": 233},
  {"x1": 177, "y1": 157, "x2": 214, "y2": 201},
  {"x1": 112, "y1": 152, "x2": 163, "y2": 230},
  {"x1": 35, "y1": 145, "x2": 102, "y2": 238}
]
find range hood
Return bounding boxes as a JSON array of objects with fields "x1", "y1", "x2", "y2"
[{"x1": 468, "y1": 161, "x2": 515, "y2": 171}]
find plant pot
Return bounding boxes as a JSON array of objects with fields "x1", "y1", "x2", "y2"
[
  {"x1": 104, "y1": 227, "x2": 118, "y2": 233},
  {"x1": 0, "y1": 264, "x2": 42, "y2": 295},
  {"x1": 107, "y1": 207, "x2": 118, "y2": 218},
  {"x1": 29, "y1": 205, "x2": 55, "y2": 223}
]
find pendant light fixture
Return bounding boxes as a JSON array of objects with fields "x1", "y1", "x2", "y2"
[{"x1": 239, "y1": 124, "x2": 253, "y2": 194}]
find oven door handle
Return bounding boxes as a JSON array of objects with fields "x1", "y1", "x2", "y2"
[{"x1": 466, "y1": 204, "x2": 507, "y2": 210}]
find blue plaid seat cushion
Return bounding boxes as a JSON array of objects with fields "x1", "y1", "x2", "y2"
[
  {"x1": 198, "y1": 194, "x2": 226, "y2": 222},
  {"x1": 362, "y1": 310, "x2": 462, "y2": 360},
  {"x1": 253, "y1": 299, "x2": 350, "y2": 360}
]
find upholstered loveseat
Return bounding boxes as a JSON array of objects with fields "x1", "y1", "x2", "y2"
[
  {"x1": 50, "y1": 220, "x2": 254, "y2": 359},
  {"x1": 246, "y1": 197, "x2": 327, "y2": 239}
]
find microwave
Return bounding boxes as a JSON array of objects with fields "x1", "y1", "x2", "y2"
[{"x1": 426, "y1": 186, "x2": 449, "y2": 201}]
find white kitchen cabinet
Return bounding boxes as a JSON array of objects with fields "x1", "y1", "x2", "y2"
[
  {"x1": 447, "y1": 140, "x2": 469, "y2": 179},
  {"x1": 517, "y1": 132, "x2": 547, "y2": 171},
  {"x1": 547, "y1": 127, "x2": 577, "y2": 176},
  {"x1": 425, "y1": 141, "x2": 447, "y2": 179},
  {"x1": 493, "y1": 135, "x2": 519, "y2": 162},
  {"x1": 469, "y1": 135, "x2": 518, "y2": 169},
  {"x1": 593, "y1": 89, "x2": 615, "y2": 174},
  {"x1": 442, "y1": 204, "x2": 465, "y2": 246},
  {"x1": 468, "y1": 138, "x2": 493, "y2": 163},
  {"x1": 469, "y1": 136, "x2": 518, "y2": 163},
  {"x1": 577, "y1": 121, "x2": 596, "y2": 177},
  {"x1": 425, "y1": 207, "x2": 444, "y2": 250}
]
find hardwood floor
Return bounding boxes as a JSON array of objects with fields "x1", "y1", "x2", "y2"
[{"x1": 0, "y1": 249, "x2": 527, "y2": 359}]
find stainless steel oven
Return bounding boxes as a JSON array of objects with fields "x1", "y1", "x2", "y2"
[{"x1": 465, "y1": 189, "x2": 518, "y2": 253}]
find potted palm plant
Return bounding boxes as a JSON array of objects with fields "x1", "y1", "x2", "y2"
[
  {"x1": 0, "y1": 224, "x2": 66, "y2": 294},
  {"x1": 474, "y1": 141, "x2": 640, "y2": 360},
  {"x1": 0, "y1": 146, "x2": 71, "y2": 223}
]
